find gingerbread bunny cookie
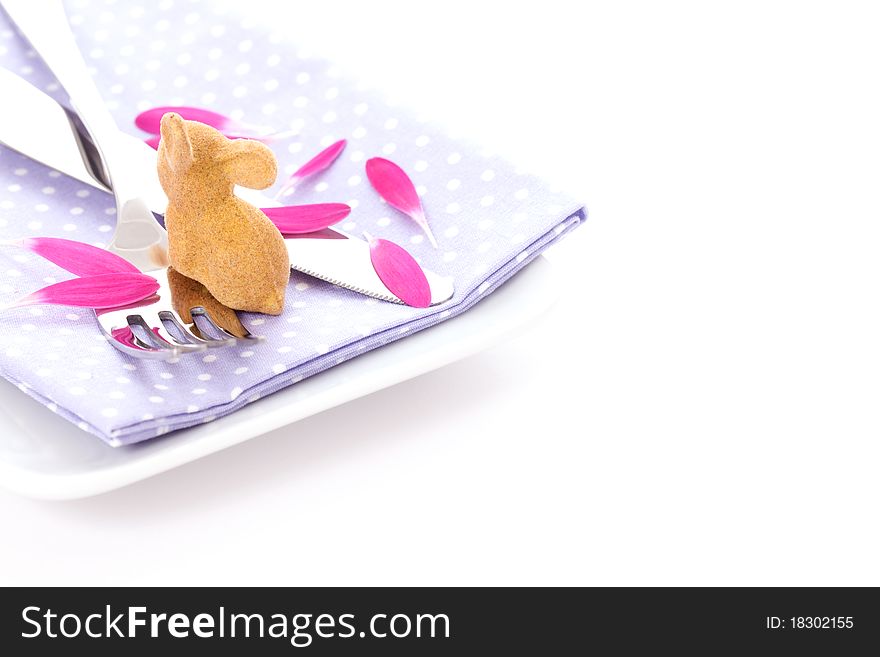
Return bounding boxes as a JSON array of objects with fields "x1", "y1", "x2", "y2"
[{"x1": 158, "y1": 112, "x2": 290, "y2": 315}]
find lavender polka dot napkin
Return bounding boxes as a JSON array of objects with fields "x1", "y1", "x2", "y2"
[{"x1": 0, "y1": 0, "x2": 585, "y2": 445}]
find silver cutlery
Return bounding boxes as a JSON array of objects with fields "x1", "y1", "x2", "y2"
[
  {"x1": 1, "y1": 0, "x2": 169, "y2": 272},
  {"x1": 0, "y1": 65, "x2": 455, "y2": 307},
  {"x1": 0, "y1": 1, "x2": 454, "y2": 359},
  {"x1": 0, "y1": 0, "x2": 260, "y2": 358}
]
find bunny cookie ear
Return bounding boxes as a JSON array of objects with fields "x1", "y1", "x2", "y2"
[
  {"x1": 216, "y1": 138, "x2": 277, "y2": 190},
  {"x1": 159, "y1": 112, "x2": 194, "y2": 173}
]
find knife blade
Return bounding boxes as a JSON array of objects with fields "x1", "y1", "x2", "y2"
[{"x1": 0, "y1": 66, "x2": 454, "y2": 305}]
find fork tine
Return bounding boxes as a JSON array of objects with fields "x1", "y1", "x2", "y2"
[
  {"x1": 158, "y1": 310, "x2": 223, "y2": 347},
  {"x1": 191, "y1": 307, "x2": 264, "y2": 344},
  {"x1": 158, "y1": 310, "x2": 212, "y2": 346},
  {"x1": 126, "y1": 315, "x2": 203, "y2": 353},
  {"x1": 105, "y1": 327, "x2": 180, "y2": 360},
  {"x1": 169, "y1": 306, "x2": 235, "y2": 349}
]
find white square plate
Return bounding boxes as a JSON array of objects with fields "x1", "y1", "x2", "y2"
[{"x1": 0, "y1": 257, "x2": 557, "y2": 500}]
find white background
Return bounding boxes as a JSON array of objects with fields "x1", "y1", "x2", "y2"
[{"x1": 2, "y1": 0, "x2": 879, "y2": 585}]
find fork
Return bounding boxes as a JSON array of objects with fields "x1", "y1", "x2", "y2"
[{"x1": 1, "y1": 0, "x2": 259, "y2": 359}]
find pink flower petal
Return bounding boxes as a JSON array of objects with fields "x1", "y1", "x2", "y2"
[
  {"x1": 261, "y1": 203, "x2": 351, "y2": 234},
  {"x1": 283, "y1": 228, "x2": 347, "y2": 240},
  {"x1": 111, "y1": 326, "x2": 140, "y2": 349},
  {"x1": 276, "y1": 140, "x2": 347, "y2": 198},
  {"x1": 364, "y1": 232, "x2": 432, "y2": 308},
  {"x1": 95, "y1": 293, "x2": 161, "y2": 315},
  {"x1": 111, "y1": 325, "x2": 163, "y2": 349},
  {"x1": 146, "y1": 132, "x2": 273, "y2": 150},
  {"x1": 136, "y1": 106, "x2": 238, "y2": 134},
  {"x1": 5, "y1": 237, "x2": 140, "y2": 277},
  {"x1": 365, "y1": 157, "x2": 437, "y2": 248},
  {"x1": 8, "y1": 273, "x2": 159, "y2": 310},
  {"x1": 136, "y1": 105, "x2": 294, "y2": 142}
]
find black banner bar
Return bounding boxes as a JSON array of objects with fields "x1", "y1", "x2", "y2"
[{"x1": 0, "y1": 587, "x2": 877, "y2": 654}]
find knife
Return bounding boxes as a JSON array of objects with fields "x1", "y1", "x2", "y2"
[{"x1": 0, "y1": 66, "x2": 454, "y2": 305}]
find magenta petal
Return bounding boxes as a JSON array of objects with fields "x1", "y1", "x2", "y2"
[
  {"x1": 365, "y1": 157, "x2": 437, "y2": 248},
  {"x1": 223, "y1": 133, "x2": 270, "y2": 141},
  {"x1": 277, "y1": 139, "x2": 347, "y2": 197},
  {"x1": 111, "y1": 326, "x2": 140, "y2": 349},
  {"x1": 292, "y1": 140, "x2": 347, "y2": 179},
  {"x1": 261, "y1": 203, "x2": 351, "y2": 234},
  {"x1": 7, "y1": 237, "x2": 140, "y2": 277},
  {"x1": 111, "y1": 325, "x2": 163, "y2": 349},
  {"x1": 136, "y1": 106, "x2": 236, "y2": 134},
  {"x1": 148, "y1": 133, "x2": 268, "y2": 150},
  {"x1": 136, "y1": 106, "x2": 283, "y2": 144},
  {"x1": 365, "y1": 233, "x2": 432, "y2": 308},
  {"x1": 283, "y1": 228, "x2": 347, "y2": 240},
  {"x1": 9, "y1": 273, "x2": 159, "y2": 310}
]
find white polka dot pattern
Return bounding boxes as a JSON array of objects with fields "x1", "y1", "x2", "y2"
[{"x1": 0, "y1": 0, "x2": 585, "y2": 445}]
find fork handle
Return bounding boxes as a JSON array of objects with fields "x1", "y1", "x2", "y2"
[{"x1": 1, "y1": 0, "x2": 168, "y2": 271}]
